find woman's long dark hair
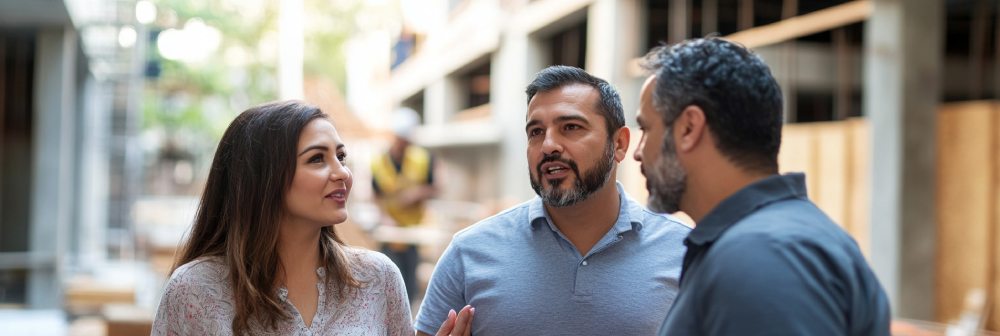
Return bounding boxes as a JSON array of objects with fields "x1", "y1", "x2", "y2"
[{"x1": 172, "y1": 100, "x2": 359, "y2": 335}]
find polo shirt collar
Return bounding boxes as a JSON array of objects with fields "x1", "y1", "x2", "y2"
[
  {"x1": 686, "y1": 173, "x2": 808, "y2": 246},
  {"x1": 528, "y1": 181, "x2": 643, "y2": 233}
]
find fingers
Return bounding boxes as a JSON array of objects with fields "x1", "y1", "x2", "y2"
[
  {"x1": 464, "y1": 307, "x2": 476, "y2": 336},
  {"x1": 433, "y1": 309, "x2": 457, "y2": 336},
  {"x1": 451, "y1": 305, "x2": 475, "y2": 336},
  {"x1": 433, "y1": 305, "x2": 475, "y2": 336}
]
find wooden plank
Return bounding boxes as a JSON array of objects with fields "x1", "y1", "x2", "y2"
[
  {"x1": 702, "y1": 0, "x2": 718, "y2": 35},
  {"x1": 64, "y1": 280, "x2": 136, "y2": 310},
  {"x1": 847, "y1": 118, "x2": 870, "y2": 257},
  {"x1": 834, "y1": 28, "x2": 851, "y2": 121},
  {"x1": 778, "y1": 124, "x2": 818, "y2": 199},
  {"x1": 451, "y1": 103, "x2": 491, "y2": 122},
  {"x1": 738, "y1": 0, "x2": 754, "y2": 31},
  {"x1": 782, "y1": 0, "x2": 798, "y2": 19},
  {"x1": 669, "y1": 0, "x2": 690, "y2": 43},
  {"x1": 995, "y1": 3, "x2": 1000, "y2": 100},
  {"x1": 814, "y1": 122, "x2": 851, "y2": 230},
  {"x1": 102, "y1": 305, "x2": 152, "y2": 336},
  {"x1": 724, "y1": 0, "x2": 871, "y2": 49},
  {"x1": 991, "y1": 102, "x2": 1000, "y2": 331},
  {"x1": 936, "y1": 101, "x2": 996, "y2": 323},
  {"x1": 969, "y1": 0, "x2": 990, "y2": 99},
  {"x1": 781, "y1": 120, "x2": 865, "y2": 247}
]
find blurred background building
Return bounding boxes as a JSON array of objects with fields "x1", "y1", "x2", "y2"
[
  {"x1": 0, "y1": 0, "x2": 998, "y2": 334},
  {"x1": 1, "y1": 0, "x2": 151, "y2": 334},
  {"x1": 350, "y1": 0, "x2": 1000, "y2": 333}
]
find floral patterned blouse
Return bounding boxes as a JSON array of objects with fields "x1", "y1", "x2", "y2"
[{"x1": 151, "y1": 247, "x2": 413, "y2": 335}]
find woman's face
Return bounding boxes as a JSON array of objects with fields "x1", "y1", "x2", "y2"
[{"x1": 284, "y1": 118, "x2": 353, "y2": 227}]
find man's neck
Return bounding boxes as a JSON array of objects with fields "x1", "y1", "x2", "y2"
[
  {"x1": 685, "y1": 165, "x2": 774, "y2": 223},
  {"x1": 544, "y1": 181, "x2": 621, "y2": 256},
  {"x1": 389, "y1": 141, "x2": 408, "y2": 162}
]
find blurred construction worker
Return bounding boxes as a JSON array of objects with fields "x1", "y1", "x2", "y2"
[{"x1": 371, "y1": 107, "x2": 437, "y2": 304}]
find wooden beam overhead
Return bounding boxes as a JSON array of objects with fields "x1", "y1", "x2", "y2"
[
  {"x1": 738, "y1": 0, "x2": 754, "y2": 31},
  {"x1": 702, "y1": 0, "x2": 718, "y2": 35},
  {"x1": 725, "y1": 0, "x2": 871, "y2": 49},
  {"x1": 669, "y1": 0, "x2": 690, "y2": 43}
]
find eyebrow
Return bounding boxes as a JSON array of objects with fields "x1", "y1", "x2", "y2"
[
  {"x1": 525, "y1": 119, "x2": 541, "y2": 133},
  {"x1": 298, "y1": 143, "x2": 345, "y2": 156},
  {"x1": 525, "y1": 115, "x2": 591, "y2": 132}
]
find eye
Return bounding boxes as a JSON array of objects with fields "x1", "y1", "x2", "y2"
[
  {"x1": 564, "y1": 124, "x2": 581, "y2": 131},
  {"x1": 527, "y1": 128, "x2": 543, "y2": 138},
  {"x1": 307, "y1": 153, "x2": 323, "y2": 164},
  {"x1": 336, "y1": 152, "x2": 348, "y2": 163}
]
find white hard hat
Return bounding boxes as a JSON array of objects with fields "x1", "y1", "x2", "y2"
[{"x1": 392, "y1": 107, "x2": 420, "y2": 140}]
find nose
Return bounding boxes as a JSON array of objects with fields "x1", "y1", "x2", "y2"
[
  {"x1": 541, "y1": 131, "x2": 563, "y2": 155},
  {"x1": 634, "y1": 136, "x2": 645, "y2": 162},
  {"x1": 329, "y1": 162, "x2": 351, "y2": 182}
]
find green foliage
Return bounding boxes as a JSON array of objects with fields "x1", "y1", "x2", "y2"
[
  {"x1": 303, "y1": 0, "x2": 363, "y2": 90},
  {"x1": 144, "y1": 0, "x2": 360, "y2": 137},
  {"x1": 138, "y1": 0, "x2": 364, "y2": 192}
]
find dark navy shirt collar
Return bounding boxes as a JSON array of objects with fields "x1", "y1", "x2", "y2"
[{"x1": 686, "y1": 173, "x2": 808, "y2": 246}]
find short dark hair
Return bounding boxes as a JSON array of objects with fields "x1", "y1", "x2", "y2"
[
  {"x1": 642, "y1": 38, "x2": 783, "y2": 173},
  {"x1": 525, "y1": 65, "x2": 625, "y2": 138}
]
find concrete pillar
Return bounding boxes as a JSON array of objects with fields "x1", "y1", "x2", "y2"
[
  {"x1": 865, "y1": 0, "x2": 943, "y2": 320},
  {"x1": 586, "y1": 0, "x2": 644, "y2": 188},
  {"x1": 76, "y1": 75, "x2": 109, "y2": 269},
  {"x1": 424, "y1": 78, "x2": 458, "y2": 125},
  {"x1": 492, "y1": 30, "x2": 546, "y2": 203},
  {"x1": 586, "y1": 0, "x2": 642, "y2": 116},
  {"x1": 29, "y1": 26, "x2": 77, "y2": 308}
]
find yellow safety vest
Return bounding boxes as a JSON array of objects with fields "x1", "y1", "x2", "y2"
[{"x1": 371, "y1": 146, "x2": 431, "y2": 227}]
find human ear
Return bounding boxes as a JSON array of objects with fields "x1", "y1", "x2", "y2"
[
  {"x1": 612, "y1": 126, "x2": 630, "y2": 163},
  {"x1": 676, "y1": 105, "x2": 706, "y2": 153}
]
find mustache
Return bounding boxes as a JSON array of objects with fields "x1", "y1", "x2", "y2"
[{"x1": 537, "y1": 152, "x2": 580, "y2": 178}]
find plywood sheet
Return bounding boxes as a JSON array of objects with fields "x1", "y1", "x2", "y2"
[
  {"x1": 847, "y1": 118, "x2": 871, "y2": 257},
  {"x1": 814, "y1": 122, "x2": 851, "y2": 230},
  {"x1": 990, "y1": 102, "x2": 1000, "y2": 331},
  {"x1": 780, "y1": 125, "x2": 819, "y2": 198},
  {"x1": 936, "y1": 101, "x2": 996, "y2": 323}
]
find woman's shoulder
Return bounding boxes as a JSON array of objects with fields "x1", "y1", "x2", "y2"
[
  {"x1": 340, "y1": 246, "x2": 401, "y2": 281},
  {"x1": 167, "y1": 256, "x2": 228, "y2": 289},
  {"x1": 154, "y1": 257, "x2": 234, "y2": 334},
  {"x1": 342, "y1": 246, "x2": 394, "y2": 270}
]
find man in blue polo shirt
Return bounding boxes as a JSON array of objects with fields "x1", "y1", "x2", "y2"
[
  {"x1": 634, "y1": 37, "x2": 891, "y2": 335},
  {"x1": 415, "y1": 65, "x2": 691, "y2": 335}
]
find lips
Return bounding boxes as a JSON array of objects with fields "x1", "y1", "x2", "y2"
[
  {"x1": 325, "y1": 188, "x2": 348, "y2": 202},
  {"x1": 540, "y1": 162, "x2": 569, "y2": 177}
]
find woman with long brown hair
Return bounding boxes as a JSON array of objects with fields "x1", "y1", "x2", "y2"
[{"x1": 150, "y1": 101, "x2": 471, "y2": 335}]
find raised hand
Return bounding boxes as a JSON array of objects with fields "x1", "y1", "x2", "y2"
[{"x1": 434, "y1": 305, "x2": 475, "y2": 336}]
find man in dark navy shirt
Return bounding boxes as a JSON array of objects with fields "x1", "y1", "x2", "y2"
[{"x1": 633, "y1": 37, "x2": 891, "y2": 335}]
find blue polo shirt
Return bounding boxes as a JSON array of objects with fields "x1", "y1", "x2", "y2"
[
  {"x1": 658, "y1": 173, "x2": 891, "y2": 335},
  {"x1": 415, "y1": 182, "x2": 690, "y2": 335}
]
